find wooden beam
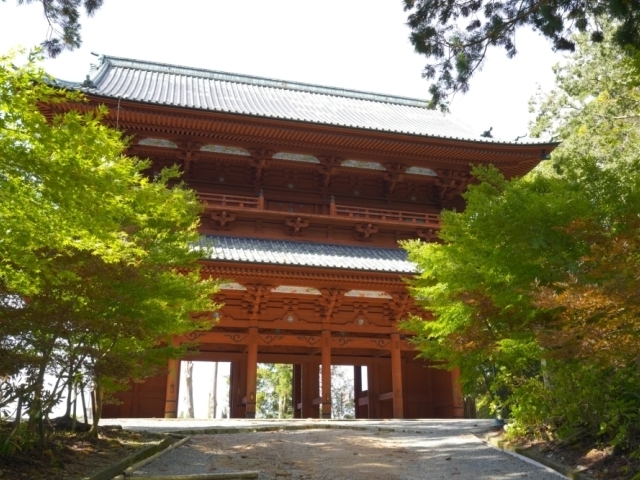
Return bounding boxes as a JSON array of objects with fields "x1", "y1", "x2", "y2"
[
  {"x1": 179, "y1": 331, "x2": 416, "y2": 351},
  {"x1": 377, "y1": 391, "x2": 394, "y2": 402}
]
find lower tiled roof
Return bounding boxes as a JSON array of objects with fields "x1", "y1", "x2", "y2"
[{"x1": 196, "y1": 236, "x2": 417, "y2": 274}]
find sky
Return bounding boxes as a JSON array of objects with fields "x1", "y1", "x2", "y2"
[{"x1": 0, "y1": 0, "x2": 565, "y2": 141}]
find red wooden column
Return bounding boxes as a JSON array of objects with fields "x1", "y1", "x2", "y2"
[
  {"x1": 245, "y1": 327, "x2": 258, "y2": 418},
  {"x1": 451, "y1": 367, "x2": 465, "y2": 418},
  {"x1": 321, "y1": 330, "x2": 332, "y2": 419},
  {"x1": 230, "y1": 359, "x2": 247, "y2": 418},
  {"x1": 293, "y1": 364, "x2": 302, "y2": 418},
  {"x1": 163, "y1": 358, "x2": 180, "y2": 418},
  {"x1": 302, "y1": 362, "x2": 320, "y2": 418},
  {"x1": 390, "y1": 333, "x2": 404, "y2": 419}
]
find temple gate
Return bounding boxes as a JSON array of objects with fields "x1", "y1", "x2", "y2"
[{"x1": 50, "y1": 55, "x2": 556, "y2": 419}]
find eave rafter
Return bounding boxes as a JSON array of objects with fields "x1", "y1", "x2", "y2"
[
  {"x1": 199, "y1": 261, "x2": 413, "y2": 289},
  {"x1": 51, "y1": 99, "x2": 553, "y2": 178}
]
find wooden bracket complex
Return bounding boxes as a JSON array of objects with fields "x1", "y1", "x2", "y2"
[
  {"x1": 354, "y1": 223, "x2": 379, "y2": 241},
  {"x1": 284, "y1": 216, "x2": 310, "y2": 236},
  {"x1": 210, "y1": 210, "x2": 236, "y2": 230}
]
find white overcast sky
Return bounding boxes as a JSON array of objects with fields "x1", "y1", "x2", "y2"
[{"x1": 0, "y1": 0, "x2": 563, "y2": 141}]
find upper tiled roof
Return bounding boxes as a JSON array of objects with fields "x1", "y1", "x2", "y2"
[
  {"x1": 69, "y1": 55, "x2": 548, "y2": 145},
  {"x1": 196, "y1": 236, "x2": 417, "y2": 274}
]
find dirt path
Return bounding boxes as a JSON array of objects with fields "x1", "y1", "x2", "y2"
[{"x1": 128, "y1": 424, "x2": 566, "y2": 480}]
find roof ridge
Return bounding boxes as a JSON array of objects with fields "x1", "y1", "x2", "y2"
[{"x1": 95, "y1": 54, "x2": 431, "y2": 108}]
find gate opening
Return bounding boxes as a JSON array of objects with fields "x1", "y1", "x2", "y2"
[
  {"x1": 177, "y1": 361, "x2": 231, "y2": 419},
  {"x1": 256, "y1": 363, "x2": 293, "y2": 419}
]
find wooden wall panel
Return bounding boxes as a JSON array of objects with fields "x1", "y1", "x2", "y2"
[
  {"x1": 430, "y1": 368, "x2": 454, "y2": 418},
  {"x1": 102, "y1": 374, "x2": 166, "y2": 418}
]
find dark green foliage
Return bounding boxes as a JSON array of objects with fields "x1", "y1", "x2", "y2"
[
  {"x1": 404, "y1": 0, "x2": 640, "y2": 109},
  {"x1": 403, "y1": 27, "x2": 640, "y2": 462}
]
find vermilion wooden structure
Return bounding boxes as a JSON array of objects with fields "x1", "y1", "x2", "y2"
[{"x1": 52, "y1": 56, "x2": 556, "y2": 419}]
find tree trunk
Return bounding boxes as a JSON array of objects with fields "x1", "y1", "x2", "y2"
[
  {"x1": 88, "y1": 382, "x2": 104, "y2": 438},
  {"x1": 71, "y1": 382, "x2": 78, "y2": 431},
  {"x1": 80, "y1": 382, "x2": 88, "y2": 424},
  {"x1": 212, "y1": 362, "x2": 218, "y2": 419},
  {"x1": 184, "y1": 361, "x2": 194, "y2": 418}
]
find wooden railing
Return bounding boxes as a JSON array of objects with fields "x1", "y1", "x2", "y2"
[
  {"x1": 331, "y1": 203, "x2": 439, "y2": 226},
  {"x1": 198, "y1": 192, "x2": 264, "y2": 210},
  {"x1": 199, "y1": 192, "x2": 439, "y2": 227}
]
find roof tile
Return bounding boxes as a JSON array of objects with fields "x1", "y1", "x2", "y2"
[
  {"x1": 196, "y1": 236, "x2": 417, "y2": 274},
  {"x1": 73, "y1": 55, "x2": 550, "y2": 145}
]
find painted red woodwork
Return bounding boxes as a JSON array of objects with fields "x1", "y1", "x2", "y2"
[
  {"x1": 102, "y1": 374, "x2": 167, "y2": 419},
  {"x1": 53, "y1": 83, "x2": 553, "y2": 420}
]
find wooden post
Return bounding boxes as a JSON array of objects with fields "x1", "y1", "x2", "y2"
[
  {"x1": 258, "y1": 189, "x2": 265, "y2": 210},
  {"x1": 367, "y1": 363, "x2": 382, "y2": 419},
  {"x1": 230, "y1": 359, "x2": 247, "y2": 418},
  {"x1": 451, "y1": 367, "x2": 464, "y2": 418},
  {"x1": 293, "y1": 364, "x2": 302, "y2": 418},
  {"x1": 354, "y1": 365, "x2": 368, "y2": 419},
  {"x1": 390, "y1": 333, "x2": 404, "y2": 419},
  {"x1": 245, "y1": 327, "x2": 258, "y2": 418},
  {"x1": 302, "y1": 362, "x2": 320, "y2": 418},
  {"x1": 164, "y1": 358, "x2": 180, "y2": 418},
  {"x1": 321, "y1": 330, "x2": 331, "y2": 419}
]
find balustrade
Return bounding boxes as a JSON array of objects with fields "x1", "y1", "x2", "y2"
[{"x1": 199, "y1": 191, "x2": 439, "y2": 228}]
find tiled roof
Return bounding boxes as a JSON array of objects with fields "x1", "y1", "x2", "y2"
[
  {"x1": 69, "y1": 55, "x2": 548, "y2": 145},
  {"x1": 196, "y1": 236, "x2": 417, "y2": 274}
]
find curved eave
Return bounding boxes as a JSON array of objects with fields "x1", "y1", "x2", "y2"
[{"x1": 80, "y1": 89, "x2": 558, "y2": 149}]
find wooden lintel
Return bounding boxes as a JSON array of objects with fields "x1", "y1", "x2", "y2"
[
  {"x1": 311, "y1": 397, "x2": 323, "y2": 406},
  {"x1": 377, "y1": 391, "x2": 394, "y2": 402},
  {"x1": 179, "y1": 332, "x2": 415, "y2": 351},
  {"x1": 214, "y1": 317, "x2": 399, "y2": 335}
]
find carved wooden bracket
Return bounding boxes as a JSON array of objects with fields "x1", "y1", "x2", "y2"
[
  {"x1": 416, "y1": 227, "x2": 437, "y2": 242},
  {"x1": 317, "y1": 288, "x2": 345, "y2": 322},
  {"x1": 433, "y1": 169, "x2": 471, "y2": 202},
  {"x1": 383, "y1": 163, "x2": 408, "y2": 195},
  {"x1": 210, "y1": 210, "x2": 236, "y2": 230},
  {"x1": 242, "y1": 284, "x2": 272, "y2": 320},
  {"x1": 177, "y1": 139, "x2": 203, "y2": 176},
  {"x1": 354, "y1": 223, "x2": 379, "y2": 241},
  {"x1": 389, "y1": 293, "x2": 410, "y2": 323},
  {"x1": 284, "y1": 216, "x2": 310, "y2": 236},
  {"x1": 248, "y1": 148, "x2": 275, "y2": 185},
  {"x1": 317, "y1": 156, "x2": 342, "y2": 188}
]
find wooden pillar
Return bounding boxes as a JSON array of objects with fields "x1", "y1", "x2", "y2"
[
  {"x1": 321, "y1": 330, "x2": 331, "y2": 419},
  {"x1": 245, "y1": 327, "x2": 258, "y2": 418},
  {"x1": 390, "y1": 333, "x2": 404, "y2": 419},
  {"x1": 302, "y1": 362, "x2": 320, "y2": 418},
  {"x1": 163, "y1": 358, "x2": 180, "y2": 418},
  {"x1": 451, "y1": 367, "x2": 465, "y2": 418},
  {"x1": 354, "y1": 365, "x2": 369, "y2": 419},
  {"x1": 230, "y1": 359, "x2": 247, "y2": 418},
  {"x1": 367, "y1": 363, "x2": 384, "y2": 418},
  {"x1": 293, "y1": 364, "x2": 302, "y2": 418}
]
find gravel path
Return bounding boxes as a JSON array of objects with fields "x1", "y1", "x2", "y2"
[{"x1": 100, "y1": 419, "x2": 567, "y2": 480}]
